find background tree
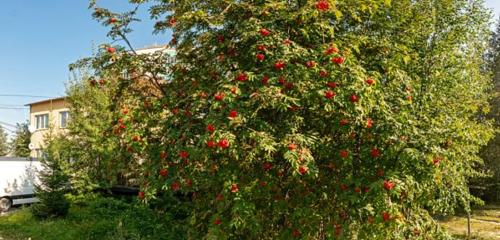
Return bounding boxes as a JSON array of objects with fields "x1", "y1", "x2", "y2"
[
  {"x1": 31, "y1": 133, "x2": 71, "y2": 219},
  {"x1": 10, "y1": 122, "x2": 31, "y2": 157},
  {"x1": 0, "y1": 126, "x2": 9, "y2": 156},
  {"x1": 73, "y1": 0, "x2": 495, "y2": 238},
  {"x1": 59, "y1": 64, "x2": 156, "y2": 191},
  {"x1": 474, "y1": 15, "x2": 500, "y2": 202}
]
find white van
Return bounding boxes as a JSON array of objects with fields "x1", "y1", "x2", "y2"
[{"x1": 0, "y1": 157, "x2": 41, "y2": 212}]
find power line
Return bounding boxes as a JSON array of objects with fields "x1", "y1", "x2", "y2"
[
  {"x1": 0, "y1": 107, "x2": 29, "y2": 110},
  {"x1": 0, "y1": 121, "x2": 17, "y2": 128},
  {"x1": 0, "y1": 104, "x2": 27, "y2": 107},
  {"x1": 0, "y1": 123, "x2": 16, "y2": 133},
  {"x1": 0, "y1": 126, "x2": 15, "y2": 133},
  {"x1": 0, "y1": 94, "x2": 55, "y2": 98},
  {"x1": 0, "y1": 103, "x2": 24, "y2": 105},
  {"x1": 1, "y1": 128, "x2": 15, "y2": 133}
]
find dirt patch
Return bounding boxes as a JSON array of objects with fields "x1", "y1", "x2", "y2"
[{"x1": 439, "y1": 208, "x2": 500, "y2": 240}]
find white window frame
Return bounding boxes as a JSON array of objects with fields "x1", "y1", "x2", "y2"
[{"x1": 35, "y1": 114, "x2": 49, "y2": 130}]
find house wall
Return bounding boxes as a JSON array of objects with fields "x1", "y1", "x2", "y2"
[{"x1": 29, "y1": 98, "x2": 69, "y2": 158}]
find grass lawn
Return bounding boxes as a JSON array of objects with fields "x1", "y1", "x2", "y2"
[
  {"x1": 0, "y1": 196, "x2": 185, "y2": 240},
  {"x1": 438, "y1": 204, "x2": 500, "y2": 240},
  {"x1": 0, "y1": 207, "x2": 83, "y2": 239},
  {"x1": 2, "y1": 197, "x2": 499, "y2": 240}
]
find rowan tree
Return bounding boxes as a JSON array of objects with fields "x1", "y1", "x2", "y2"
[{"x1": 73, "y1": 0, "x2": 495, "y2": 238}]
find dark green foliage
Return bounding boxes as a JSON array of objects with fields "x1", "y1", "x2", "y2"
[
  {"x1": 31, "y1": 190, "x2": 70, "y2": 219},
  {"x1": 474, "y1": 15, "x2": 500, "y2": 202},
  {"x1": 0, "y1": 126, "x2": 8, "y2": 156},
  {"x1": 31, "y1": 138, "x2": 71, "y2": 219},
  {"x1": 79, "y1": 197, "x2": 186, "y2": 240},
  {"x1": 10, "y1": 122, "x2": 31, "y2": 157}
]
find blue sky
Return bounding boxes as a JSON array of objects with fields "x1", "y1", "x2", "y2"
[
  {"x1": 0, "y1": 1, "x2": 169, "y2": 134},
  {"x1": 0, "y1": 0, "x2": 499, "y2": 135},
  {"x1": 486, "y1": 0, "x2": 500, "y2": 19}
]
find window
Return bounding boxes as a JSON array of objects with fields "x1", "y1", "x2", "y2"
[
  {"x1": 60, "y1": 111, "x2": 69, "y2": 128},
  {"x1": 35, "y1": 114, "x2": 49, "y2": 129},
  {"x1": 35, "y1": 149, "x2": 45, "y2": 158}
]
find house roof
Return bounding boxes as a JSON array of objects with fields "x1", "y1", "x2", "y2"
[
  {"x1": 135, "y1": 44, "x2": 170, "y2": 51},
  {"x1": 25, "y1": 97, "x2": 66, "y2": 106},
  {"x1": 135, "y1": 44, "x2": 176, "y2": 56}
]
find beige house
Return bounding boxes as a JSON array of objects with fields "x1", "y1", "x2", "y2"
[{"x1": 26, "y1": 97, "x2": 69, "y2": 158}]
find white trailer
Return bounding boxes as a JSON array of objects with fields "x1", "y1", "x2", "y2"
[{"x1": 0, "y1": 157, "x2": 41, "y2": 212}]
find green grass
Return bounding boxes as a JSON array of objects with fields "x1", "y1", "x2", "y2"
[
  {"x1": 0, "y1": 196, "x2": 186, "y2": 240},
  {"x1": 0, "y1": 208, "x2": 82, "y2": 239},
  {"x1": 3, "y1": 197, "x2": 498, "y2": 240}
]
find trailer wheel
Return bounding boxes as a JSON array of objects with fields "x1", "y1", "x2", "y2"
[{"x1": 0, "y1": 197, "x2": 13, "y2": 212}]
